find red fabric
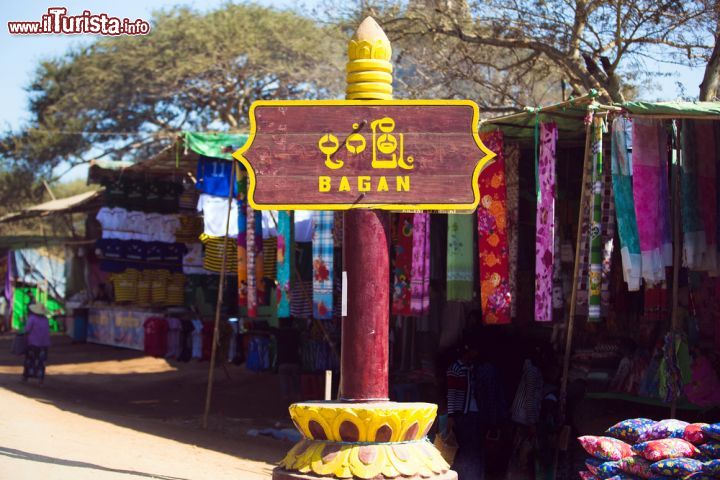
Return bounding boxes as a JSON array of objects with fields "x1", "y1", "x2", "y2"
[
  {"x1": 391, "y1": 213, "x2": 413, "y2": 315},
  {"x1": 143, "y1": 317, "x2": 168, "y2": 358},
  {"x1": 478, "y1": 131, "x2": 511, "y2": 325}
]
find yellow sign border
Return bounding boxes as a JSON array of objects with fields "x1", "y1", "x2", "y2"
[{"x1": 232, "y1": 99, "x2": 497, "y2": 211}]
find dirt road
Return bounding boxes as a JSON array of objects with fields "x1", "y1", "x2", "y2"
[{"x1": 0, "y1": 335, "x2": 292, "y2": 479}]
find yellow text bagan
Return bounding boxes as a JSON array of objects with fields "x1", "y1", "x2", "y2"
[{"x1": 318, "y1": 175, "x2": 410, "y2": 193}]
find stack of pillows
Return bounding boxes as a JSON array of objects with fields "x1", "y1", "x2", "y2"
[{"x1": 578, "y1": 419, "x2": 720, "y2": 479}]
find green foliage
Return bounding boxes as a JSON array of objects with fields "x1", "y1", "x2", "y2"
[{"x1": 1, "y1": 3, "x2": 344, "y2": 181}]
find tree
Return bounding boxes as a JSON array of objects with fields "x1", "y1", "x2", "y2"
[
  {"x1": 700, "y1": 0, "x2": 720, "y2": 101},
  {"x1": 0, "y1": 4, "x2": 345, "y2": 186},
  {"x1": 357, "y1": 0, "x2": 714, "y2": 104}
]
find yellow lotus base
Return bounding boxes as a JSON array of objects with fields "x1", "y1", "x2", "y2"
[{"x1": 273, "y1": 402, "x2": 456, "y2": 480}]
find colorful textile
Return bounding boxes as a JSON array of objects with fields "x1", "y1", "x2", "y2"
[
  {"x1": 312, "y1": 211, "x2": 334, "y2": 319},
  {"x1": 633, "y1": 439, "x2": 700, "y2": 462},
  {"x1": 633, "y1": 118, "x2": 671, "y2": 284},
  {"x1": 478, "y1": 130, "x2": 511, "y2": 325},
  {"x1": 702, "y1": 424, "x2": 720, "y2": 441},
  {"x1": 691, "y1": 121, "x2": 718, "y2": 273},
  {"x1": 596, "y1": 460, "x2": 624, "y2": 477},
  {"x1": 237, "y1": 170, "x2": 248, "y2": 307},
  {"x1": 684, "y1": 424, "x2": 709, "y2": 445},
  {"x1": 254, "y1": 210, "x2": 265, "y2": 306},
  {"x1": 682, "y1": 120, "x2": 707, "y2": 270},
  {"x1": 616, "y1": 455, "x2": 653, "y2": 478},
  {"x1": 600, "y1": 139, "x2": 616, "y2": 316},
  {"x1": 534, "y1": 122, "x2": 557, "y2": 322},
  {"x1": 410, "y1": 213, "x2": 430, "y2": 316},
  {"x1": 650, "y1": 457, "x2": 703, "y2": 476},
  {"x1": 586, "y1": 457, "x2": 603, "y2": 474},
  {"x1": 703, "y1": 458, "x2": 720, "y2": 474},
  {"x1": 277, "y1": 211, "x2": 292, "y2": 318},
  {"x1": 579, "y1": 470, "x2": 599, "y2": 480},
  {"x1": 638, "y1": 419, "x2": 689, "y2": 443},
  {"x1": 612, "y1": 117, "x2": 642, "y2": 291},
  {"x1": 699, "y1": 441, "x2": 720, "y2": 459},
  {"x1": 578, "y1": 436, "x2": 634, "y2": 461},
  {"x1": 606, "y1": 418, "x2": 656, "y2": 444},
  {"x1": 589, "y1": 117, "x2": 605, "y2": 321},
  {"x1": 392, "y1": 213, "x2": 413, "y2": 315},
  {"x1": 504, "y1": 144, "x2": 520, "y2": 317},
  {"x1": 446, "y1": 214, "x2": 474, "y2": 301},
  {"x1": 576, "y1": 138, "x2": 595, "y2": 314},
  {"x1": 246, "y1": 205, "x2": 257, "y2": 317}
]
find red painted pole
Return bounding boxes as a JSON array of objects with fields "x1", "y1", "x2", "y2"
[{"x1": 340, "y1": 209, "x2": 390, "y2": 401}]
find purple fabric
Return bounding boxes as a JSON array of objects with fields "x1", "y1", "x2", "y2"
[
  {"x1": 26, "y1": 313, "x2": 50, "y2": 347},
  {"x1": 410, "y1": 213, "x2": 430, "y2": 315},
  {"x1": 535, "y1": 122, "x2": 557, "y2": 322}
]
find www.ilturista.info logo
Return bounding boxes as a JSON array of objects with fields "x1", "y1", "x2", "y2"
[{"x1": 8, "y1": 8, "x2": 151, "y2": 35}]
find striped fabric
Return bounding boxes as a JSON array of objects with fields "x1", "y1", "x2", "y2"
[
  {"x1": 237, "y1": 171, "x2": 247, "y2": 307},
  {"x1": 166, "y1": 272, "x2": 186, "y2": 306},
  {"x1": 200, "y1": 234, "x2": 237, "y2": 273},
  {"x1": 254, "y1": 210, "x2": 266, "y2": 306},
  {"x1": 290, "y1": 280, "x2": 313, "y2": 318},
  {"x1": 111, "y1": 269, "x2": 140, "y2": 303},
  {"x1": 136, "y1": 271, "x2": 151, "y2": 307},
  {"x1": 312, "y1": 211, "x2": 334, "y2": 319},
  {"x1": 151, "y1": 269, "x2": 171, "y2": 305},
  {"x1": 446, "y1": 360, "x2": 473, "y2": 416},
  {"x1": 263, "y1": 237, "x2": 277, "y2": 279},
  {"x1": 247, "y1": 205, "x2": 257, "y2": 317},
  {"x1": 510, "y1": 360, "x2": 543, "y2": 426}
]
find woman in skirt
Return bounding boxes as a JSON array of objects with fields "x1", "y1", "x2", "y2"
[{"x1": 23, "y1": 303, "x2": 51, "y2": 383}]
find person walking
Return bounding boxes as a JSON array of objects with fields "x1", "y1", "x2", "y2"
[{"x1": 22, "y1": 302, "x2": 51, "y2": 384}]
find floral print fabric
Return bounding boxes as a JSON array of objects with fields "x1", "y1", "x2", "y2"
[
  {"x1": 535, "y1": 122, "x2": 557, "y2": 322},
  {"x1": 578, "y1": 435, "x2": 634, "y2": 461},
  {"x1": 633, "y1": 438, "x2": 700, "y2": 462},
  {"x1": 410, "y1": 213, "x2": 430, "y2": 316},
  {"x1": 650, "y1": 457, "x2": 703, "y2": 476},
  {"x1": 637, "y1": 419, "x2": 689, "y2": 443},
  {"x1": 701, "y1": 423, "x2": 720, "y2": 441},
  {"x1": 447, "y1": 214, "x2": 474, "y2": 301},
  {"x1": 589, "y1": 117, "x2": 605, "y2": 321},
  {"x1": 246, "y1": 205, "x2": 257, "y2": 317},
  {"x1": 276, "y1": 211, "x2": 292, "y2": 318},
  {"x1": 478, "y1": 130, "x2": 511, "y2": 325},
  {"x1": 606, "y1": 418, "x2": 656, "y2": 444},
  {"x1": 504, "y1": 143, "x2": 520, "y2": 318},
  {"x1": 312, "y1": 211, "x2": 334, "y2": 319},
  {"x1": 392, "y1": 213, "x2": 413, "y2": 315},
  {"x1": 237, "y1": 170, "x2": 248, "y2": 307}
]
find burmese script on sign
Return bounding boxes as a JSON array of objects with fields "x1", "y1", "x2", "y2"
[{"x1": 234, "y1": 100, "x2": 496, "y2": 211}]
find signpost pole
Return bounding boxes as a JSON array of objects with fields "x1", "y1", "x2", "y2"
[{"x1": 271, "y1": 17, "x2": 457, "y2": 480}]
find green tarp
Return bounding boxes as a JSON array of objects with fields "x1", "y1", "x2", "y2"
[
  {"x1": 12, "y1": 286, "x2": 64, "y2": 332},
  {"x1": 621, "y1": 101, "x2": 720, "y2": 117},
  {"x1": 183, "y1": 132, "x2": 249, "y2": 160}
]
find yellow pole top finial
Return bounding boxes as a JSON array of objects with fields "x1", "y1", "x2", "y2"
[{"x1": 346, "y1": 16, "x2": 393, "y2": 100}]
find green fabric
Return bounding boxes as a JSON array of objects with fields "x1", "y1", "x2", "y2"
[
  {"x1": 621, "y1": 101, "x2": 720, "y2": 117},
  {"x1": 183, "y1": 132, "x2": 249, "y2": 160},
  {"x1": 11, "y1": 287, "x2": 63, "y2": 331},
  {"x1": 446, "y1": 214, "x2": 474, "y2": 301},
  {"x1": 588, "y1": 118, "x2": 604, "y2": 321}
]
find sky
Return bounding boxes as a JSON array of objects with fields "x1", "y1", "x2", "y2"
[{"x1": 0, "y1": 2, "x2": 707, "y2": 182}]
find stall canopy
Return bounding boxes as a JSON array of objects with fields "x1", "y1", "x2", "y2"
[{"x1": 0, "y1": 189, "x2": 102, "y2": 224}]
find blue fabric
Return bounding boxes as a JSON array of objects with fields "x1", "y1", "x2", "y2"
[
  {"x1": 702, "y1": 424, "x2": 720, "y2": 441},
  {"x1": 703, "y1": 458, "x2": 720, "y2": 475},
  {"x1": 606, "y1": 418, "x2": 655, "y2": 443},
  {"x1": 196, "y1": 155, "x2": 237, "y2": 197},
  {"x1": 312, "y1": 211, "x2": 334, "y2": 320},
  {"x1": 650, "y1": 457, "x2": 703, "y2": 476},
  {"x1": 596, "y1": 460, "x2": 623, "y2": 478}
]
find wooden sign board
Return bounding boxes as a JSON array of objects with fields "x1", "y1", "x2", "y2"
[{"x1": 233, "y1": 100, "x2": 496, "y2": 211}]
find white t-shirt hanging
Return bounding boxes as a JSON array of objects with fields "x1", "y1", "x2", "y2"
[{"x1": 197, "y1": 193, "x2": 238, "y2": 238}]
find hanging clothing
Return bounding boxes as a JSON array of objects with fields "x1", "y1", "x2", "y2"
[
  {"x1": 237, "y1": 170, "x2": 248, "y2": 307},
  {"x1": 312, "y1": 211, "x2": 334, "y2": 319},
  {"x1": 478, "y1": 130, "x2": 511, "y2": 325},
  {"x1": 611, "y1": 117, "x2": 642, "y2": 291},
  {"x1": 534, "y1": 122, "x2": 557, "y2": 322},
  {"x1": 196, "y1": 194, "x2": 239, "y2": 238},
  {"x1": 254, "y1": 210, "x2": 266, "y2": 307},
  {"x1": 246, "y1": 205, "x2": 258, "y2": 317},
  {"x1": 633, "y1": 118, "x2": 671, "y2": 284},
  {"x1": 392, "y1": 213, "x2": 413, "y2": 315},
  {"x1": 446, "y1": 214, "x2": 474, "y2": 301},
  {"x1": 277, "y1": 211, "x2": 292, "y2": 318},
  {"x1": 410, "y1": 213, "x2": 430, "y2": 316},
  {"x1": 504, "y1": 144, "x2": 520, "y2": 318},
  {"x1": 588, "y1": 117, "x2": 605, "y2": 322},
  {"x1": 575, "y1": 140, "x2": 595, "y2": 314},
  {"x1": 195, "y1": 156, "x2": 237, "y2": 197},
  {"x1": 600, "y1": 140, "x2": 616, "y2": 316},
  {"x1": 694, "y1": 121, "x2": 717, "y2": 273}
]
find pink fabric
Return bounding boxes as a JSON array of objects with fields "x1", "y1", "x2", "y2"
[
  {"x1": 632, "y1": 118, "x2": 670, "y2": 284},
  {"x1": 696, "y1": 121, "x2": 718, "y2": 274},
  {"x1": 534, "y1": 122, "x2": 557, "y2": 322},
  {"x1": 410, "y1": 213, "x2": 430, "y2": 315}
]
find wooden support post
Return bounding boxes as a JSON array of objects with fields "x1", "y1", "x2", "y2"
[{"x1": 670, "y1": 121, "x2": 682, "y2": 419}]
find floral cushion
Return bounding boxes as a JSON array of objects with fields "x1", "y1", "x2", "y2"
[
  {"x1": 603, "y1": 474, "x2": 642, "y2": 480},
  {"x1": 579, "y1": 471, "x2": 599, "y2": 480},
  {"x1": 649, "y1": 457, "x2": 703, "y2": 476},
  {"x1": 684, "y1": 423, "x2": 709, "y2": 445},
  {"x1": 586, "y1": 457, "x2": 603, "y2": 474},
  {"x1": 683, "y1": 473, "x2": 718, "y2": 480},
  {"x1": 633, "y1": 438, "x2": 700, "y2": 462},
  {"x1": 701, "y1": 423, "x2": 720, "y2": 441},
  {"x1": 596, "y1": 460, "x2": 623, "y2": 478},
  {"x1": 702, "y1": 458, "x2": 720, "y2": 475},
  {"x1": 698, "y1": 441, "x2": 720, "y2": 459},
  {"x1": 579, "y1": 436, "x2": 635, "y2": 461},
  {"x1": 616, "y1": 455, "x2": 653, "y2": 479},
  {"x1": 637, "y1": 419, "x2": 689, "y2": 442},
  {"x1": 607, "y1": 419, "x2": 656, "y2": 443}
]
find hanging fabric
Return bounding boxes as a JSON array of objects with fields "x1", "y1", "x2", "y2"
[
  {"x1": 312, "y1": 211, "x2": 334, "y2": 319},
  {"x1": 696, "y1": 121, "x2": 718, "y2": 274},
  {"x1": 552, "y1": 210, "x2": 564, "y2": 311},
  {"x1": 633, "y1": 118, "x2": 671, "y2": 284},
  {"x1": 246, "y1": 204, "x2": 257, "y2": 317},
  {"x1": 410, "y1": 213, "x2": 430, "y2": 316},
  {"x1": 611, "y1": 117, "x2": 642, "y2": 291},
  {"x1": 478, "y1": 130, "x2": 511, "y2": 325},
  {"x1": 277, "y1": 211, "x2": 292, "y2": 318},
  {"x1": 446, "y1": 214, "x2": 474, "y2": 301},
  {"x1": 392, "y1": 213, "x2": 413, "y2": 315},
  {"x1": 600, "y1": 138, "x2": 616, "y2": 316},
  {"x1": 237, "y1": 169, "x2": 248, "y2": 307},
  {"x1": 588, "y1": 117, "x2": 604, "y2": 322},
  {"x1": 504, "y1": 144, "x2": 520, "y2": 318},
  {"x1": 575, "y1": 123, "x2": 595, "y2": 315},
  {"x1": 534, "y1": 122, "x2": 557, "y2": 322},
  {"x1": 254, "y1": 210, "x2": 265, "y2": 306}
]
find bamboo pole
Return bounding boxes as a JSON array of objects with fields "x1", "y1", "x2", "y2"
[
  {"x1": 202, "y1": 161, "x2": 237, "y2": 429},
  {"x1": 670, "y1": 120, "x2": 682, "y2": 419},
  {"x1": 559, "y1": 112, "x2": 594, "y2": 422}
]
